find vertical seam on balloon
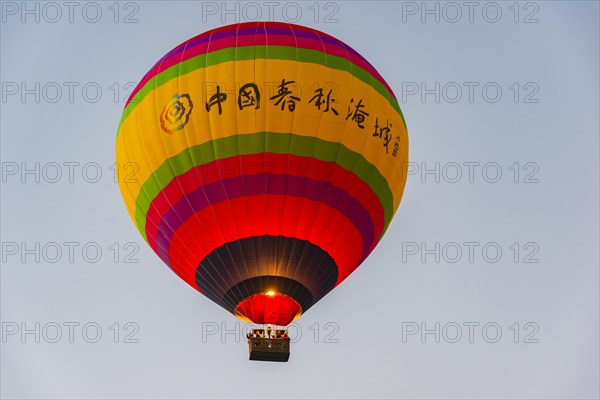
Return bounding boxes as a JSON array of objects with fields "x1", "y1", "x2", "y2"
[
  {"x1": 201, "y1": 26, "x2": 255, "y2": 311},
  {"x1": 265, "y1": 23, "x2": 303, "y2": 306},
  {"x1": 231, "y1": 21, "x2": 260, "y2": 308},
  {"x1": 312, "y1": 47, "x2": 362, "y2": 298},
  {"x1": 289, "y1": 27, "x2": 337, "y2": 305},
  {"x1": 239, "y1": 23, "x2": 264, "y2": 314},
  {"x1": 273, "y1": 26, "x2": 285, "y2": 304},
  {"x1": 261, "y1": 21, "x2": 277, "y2": 308},
  {"x1": 313, "y1": 37, "x2": 377, "y2": 292},
  {"x1": 206, "y1": 22, "x2": 255, "y2": 311},
  {"x1": 300, "y1": 28, "x2": 349, "y2": 299},
  {"x1": 281, "y1": 23, "x2": 318, "y2": 310},
  {"x1": 275, "y1": 22, "x2": 298, "y2": 306}
]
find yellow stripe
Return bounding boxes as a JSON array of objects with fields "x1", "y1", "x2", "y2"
[{"x1": 116, "y1": 58, "x2": 408, "y2": 222}]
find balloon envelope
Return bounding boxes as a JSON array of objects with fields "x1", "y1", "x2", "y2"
[{"x1": 116, "y1": 22, "x2": 408, "y2": 326}]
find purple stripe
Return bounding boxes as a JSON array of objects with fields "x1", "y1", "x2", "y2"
[
  {"x1": 162, "y1": 24, "x2": 366, "y2": 66},
  {"x1": 154, "y1": 173, "x2": 374, "y2": 265}
]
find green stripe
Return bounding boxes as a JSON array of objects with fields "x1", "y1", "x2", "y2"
[
  {"x1": 117, "y1": 45, "x2": 405, "y2": 135},
  {"x1": 135, "y1": 132, "x2": 394, "y2": 241}
]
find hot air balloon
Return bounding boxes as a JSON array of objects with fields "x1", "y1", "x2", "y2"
[{"x1": 116, "y1": 22, "x2": 408, "y2": 361}]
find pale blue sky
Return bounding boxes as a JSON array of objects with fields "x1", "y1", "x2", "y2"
[{"x1": 1, "y1": 1, "x2": 599, "y2": 399}]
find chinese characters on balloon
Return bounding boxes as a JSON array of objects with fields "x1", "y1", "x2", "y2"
[{"x1": 203, "y1": 80, "x2": 401, "y2": 157}]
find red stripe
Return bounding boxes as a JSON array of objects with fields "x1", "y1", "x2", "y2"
[
  {"x1": 144, "y1": 153, "x2": 384, "y2": 255},
  {"x1": 167, "y1": 195, "x2": 364, "y2": 290}
]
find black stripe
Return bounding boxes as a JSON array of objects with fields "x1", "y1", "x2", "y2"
[{"x1": 195, "y1": 235, "x2": 338, "y2": 314}]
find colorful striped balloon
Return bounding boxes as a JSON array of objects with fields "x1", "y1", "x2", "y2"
[{"x1": 116, "y1": 22, "x2": 408, "y2": 326}]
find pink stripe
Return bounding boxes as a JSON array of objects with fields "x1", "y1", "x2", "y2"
[{"x1": 125, "y1": 24, "x2": 394, "y2": 106}]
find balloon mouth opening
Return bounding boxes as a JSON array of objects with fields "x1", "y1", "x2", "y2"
[{"x1": 234, "y1": 292, "x2": 302, "y2": 326}]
